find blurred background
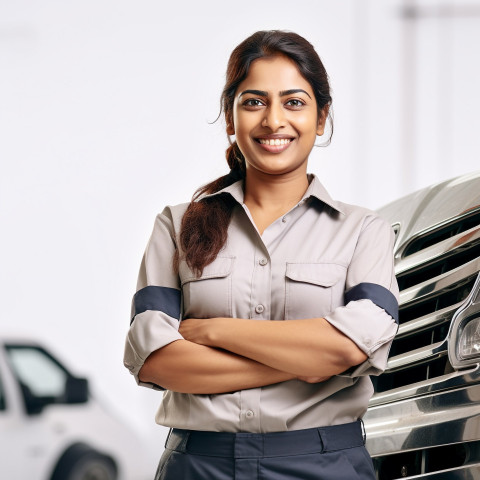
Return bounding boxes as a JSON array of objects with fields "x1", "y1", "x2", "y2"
[{"x1": 1, "y1": 0, "x2": 479, "y2": 477}]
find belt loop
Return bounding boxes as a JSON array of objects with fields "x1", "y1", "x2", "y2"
[
  {"x1": 360, "y1": 419, "x2": 366, "y2": 445},
  {"x1": 316, "y1": 428, "x2": 325, "y2": 453},
  {"x1": 164, "y1": 428, "x2": 172, "y2": 449},
  {"x1": 178, "y1": 431, "x2": 190, "y2": 453},
  {"x1": 165, "y1": 429, "x2": 190, "y2": 453}
]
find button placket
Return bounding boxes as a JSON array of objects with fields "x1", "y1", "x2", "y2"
[{"x1": 252, "y1": 250, "x2": 270, "y2": 319}]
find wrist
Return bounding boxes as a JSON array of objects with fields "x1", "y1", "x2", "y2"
[{"x1": 205, "y1": 317, "x2": 227, "y2": 347}]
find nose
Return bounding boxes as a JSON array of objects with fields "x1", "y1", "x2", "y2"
[{"x1": 262, "y1": 102, "x2": 286, "y2": 130}]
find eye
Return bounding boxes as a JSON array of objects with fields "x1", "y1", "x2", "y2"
[
  {"x1": 242, "y1": 98, "x2": 265, "y2": 109},
  {"x1": 285, "y1": 99, "x2": 305, "y2": 108}
]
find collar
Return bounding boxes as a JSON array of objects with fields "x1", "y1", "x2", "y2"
[
  {"x1": 305, "y1": 174, "x2": 345, "y2": 215},
  {"x1": 200, "y1": 178, "x2": 246, "y2": 205},
  {"x1": 200, "y1": 173, "x2": 345, "y2": 215}
]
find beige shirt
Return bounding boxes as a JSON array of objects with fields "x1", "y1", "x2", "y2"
[{"x1": 124, "y1": 174, "x2": 399, "y2": 433}]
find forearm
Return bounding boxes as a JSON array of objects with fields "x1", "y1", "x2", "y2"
[
  {"x1": 181, "y1": 318, "x2": 367, "y2": 377},
  {"x1": 138, "y1": 339, "x2": 296, "y2": 394}
]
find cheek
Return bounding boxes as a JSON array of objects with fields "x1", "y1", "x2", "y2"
[
  {"x1": 298, "y1": 117, "x2": 321, "y2": 140},
  {"x1": 233, "y1": 114, "x2": 256, "y2": 140}
]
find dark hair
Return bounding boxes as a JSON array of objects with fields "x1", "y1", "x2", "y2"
[{"x1": 177, "y1": 30, "x2": 333, "y2": 276}]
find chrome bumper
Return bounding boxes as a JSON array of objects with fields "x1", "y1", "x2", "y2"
[
  {"x1": 365, "y1": 368, "x2": 480, "y2": 456},
  {"x1": 402, "y1": 465, "x2": 480, "y2": 479}
]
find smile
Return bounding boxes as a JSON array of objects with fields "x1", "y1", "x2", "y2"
[
  {"x1": 258, "y1": 138, "x2": 292, "y2": 146},
  {"x1": 255, "y1": 137, "x2": 294, "y2": 153}
]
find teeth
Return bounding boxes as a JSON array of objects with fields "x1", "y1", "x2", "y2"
[{"x1": 259, "y1": 138, "x2": 292, "y2": 146}]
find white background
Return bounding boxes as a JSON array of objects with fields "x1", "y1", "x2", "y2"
[{"x1": 1, "y1": 0, "x2": 480, "y2": 472}]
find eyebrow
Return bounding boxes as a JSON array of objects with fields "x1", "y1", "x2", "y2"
[
  {"x1": 280, "y1": 89, "x2": 312, "y2": 99},
  {"x1": 239, "y1": 89, "x2": 268, "y2": 98},
  {"x1": 238, "y1": 88, "x2": 312, "y2": 99}
]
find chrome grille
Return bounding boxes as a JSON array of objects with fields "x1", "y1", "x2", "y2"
[{"x1": 372, "y1": 209, "x2": 480, "y2": 394}]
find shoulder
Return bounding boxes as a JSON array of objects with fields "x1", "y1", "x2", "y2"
[
  {"x1": 335, "y1": 200, "x2": 392, "y2": 231},
  {"x1": 324, "y1": 200, "x2": 395, "y2": 248},
  {"x1": 307, "y1": 175, "x2": 392, "y2": 233},
  {"x1": 154, "y1": 202, "x2": 190, "y2": 232}
]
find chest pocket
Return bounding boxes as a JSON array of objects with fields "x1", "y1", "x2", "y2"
[
  {"x1": 180, "y1": 256, "x2": 235, "y2": 319},
  {"x1": 285, "y1": 263, "x2": 346, "y2": 320}
]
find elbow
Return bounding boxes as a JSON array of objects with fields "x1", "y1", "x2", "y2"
[
  {"x1": 316, "y1": 318, "x2": 368, "y2": 373},
  {"x1": 330, "y1": 340, "x2": 368, "y2": 374},
  {"x1": 340, "y1": 333, "x2": 368, "y2": 368},
  {"x1": 348, "y1": 346, "x2": 368, "y2": 368},
  {"x1": 138, "y1": 340, "x2": 184, "y2": 388},
  {"x1": 138, "y1": 351, "x2": 171, "y2": 389},
  {"x1": 138, "y1": 345, "x2": 199, "y2": 393},
  {"x1": 138, "y1": 359, "x2": 161, "y2": 386},
  {"x1": 139, "y1": 361, "x2": 179, "y2": 391},
  {"x1": 138, "y1": 365, "x2": 207, "y2": 394},
  {"x1": 337, "y1": 331, "x2": 368, "y2": 369},
  {"x1": 339, "y1": 331, "x2": 368, "y2": 368},
  {"x1": 138, "y1": 362, "x2": 152, "y2": 384}
]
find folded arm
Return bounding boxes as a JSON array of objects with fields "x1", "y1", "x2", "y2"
[
  {"x1": 179, "y1": 215, "x2": 399, "y2": 379},
  {"x1": 138, "y1": 339, "x2": 297, "y2": 394},
  {"x1": 179, "y1": 317, "x2": 367, "y2": 377}
]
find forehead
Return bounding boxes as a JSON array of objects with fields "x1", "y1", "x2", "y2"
[{"x1": 237, "y1": 55, "x2": 313, "y2": 95}]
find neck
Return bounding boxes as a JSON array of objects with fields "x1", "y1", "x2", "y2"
[{"x1": 244, "y1": 169, "x2": 310, "y2": 212}]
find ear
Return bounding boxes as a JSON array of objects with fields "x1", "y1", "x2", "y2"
[
  {"x1": 316, "y1": 105, "x2": 329, "y2": 136},
  {"x1": 226, "y1": 123, "x2": 235, "y2": 135}
]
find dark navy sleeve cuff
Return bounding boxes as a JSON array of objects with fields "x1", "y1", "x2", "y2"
[
  {"x1": 131, "y1": 285, "x2": 181, "y2": 325},
  {"x1": 345, "y1": 282, "x2": 399, "y2": 324}
]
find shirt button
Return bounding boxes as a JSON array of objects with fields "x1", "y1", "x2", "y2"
[
  {"x1": 246, "y1": 410, "x2": 254, "y2": 418},
  {"x1": 255, "y1": 304, "x2": 265, "y2": 314},
  {"x1": 282, "y1": 216, "x2": 287, "y2": 223},
  {"x1": 259, "y1": 258, "x2": 268, "y2": 266}
]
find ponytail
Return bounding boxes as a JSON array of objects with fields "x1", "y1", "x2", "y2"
[{"x1": 175, "y1": 142, "x2": 245, "y2": 277}]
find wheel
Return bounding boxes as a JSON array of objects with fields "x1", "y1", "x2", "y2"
[
  {"x1": 62, "y1": 453, "x2": 116, "y2": 480},
  {"x1": 50, "y1": 444, "x2": 117, "y2": 480}
]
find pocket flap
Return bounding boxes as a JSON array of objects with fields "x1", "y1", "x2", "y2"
[
  {"x1": 180, "y1": 256, "x2": 235, "y2": 284},
  {"x1": 285, "y1": 263, "x2": 345, "y2": 287}
]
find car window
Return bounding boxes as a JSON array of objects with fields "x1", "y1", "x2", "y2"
[
  {"x1": 5, "y1": 346, "x2": 68, "y2": 398},
  {"x1": 0, "y1": 372, "x2": 6, "y2": 411}
]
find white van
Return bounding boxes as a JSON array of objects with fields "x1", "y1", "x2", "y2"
[{"x1": 0, "y1": 336, "x2": 152, "y2": 480}]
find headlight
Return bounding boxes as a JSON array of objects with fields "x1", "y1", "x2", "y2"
[
  {"x1": 447, "y1": 273, "x2": 480, "y2": 369},
  {"x1": 458, "y1": 317, "x2": 480, "y2": 361}
]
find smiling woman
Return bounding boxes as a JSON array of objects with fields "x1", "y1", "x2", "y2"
[{"x1": 123, "y1": 30, "x2": 399, "y2": 480}]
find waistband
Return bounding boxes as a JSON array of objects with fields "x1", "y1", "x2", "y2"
[{"x1": 165, "y1": 421, "x2": 366, "y2": 459}]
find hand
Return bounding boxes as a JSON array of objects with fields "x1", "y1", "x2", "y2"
[
  {"x1": 297, "y1": 375, "x2": 332, "y2": 383},
  {"x1": 179, "y1": 318, "x2": 224, "y2": 346}
]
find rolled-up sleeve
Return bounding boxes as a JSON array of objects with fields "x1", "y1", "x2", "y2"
[
  {"x1": 123, "y1": 208, "x2": 184, "y2": 389},
  {"x1": 324, "y1": 214, "x2": 399, "y2": 377}
]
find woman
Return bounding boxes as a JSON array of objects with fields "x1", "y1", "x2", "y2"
[{"x1": 124, "y1": 30, "x2": 399, "y2": 480}]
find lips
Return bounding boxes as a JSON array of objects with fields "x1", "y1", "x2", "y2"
[{"x1": 255, "y1": 136, "x2": 294, "y2": 153}]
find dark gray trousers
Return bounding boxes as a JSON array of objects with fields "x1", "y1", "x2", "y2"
[{"x1": 154, "y1": 421, "x2": 376, "y2": 480}]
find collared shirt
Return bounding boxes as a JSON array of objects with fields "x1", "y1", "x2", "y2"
[{"x1": 124, "y1": 174, "x2": 399, "y2": 433}]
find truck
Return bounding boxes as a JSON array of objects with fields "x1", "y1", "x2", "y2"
[
  {"x1": 0, "y1": 336, "x2": 152, "y2": 480},
  {"x1": 364, "y1": 171, "x2": 480, "y2": 479}
]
